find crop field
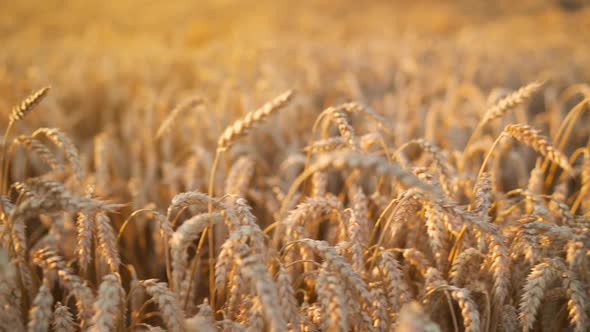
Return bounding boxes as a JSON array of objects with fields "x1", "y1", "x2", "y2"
[{"x1": 1, "y1": 1, "x2": 590, "y2": 331}]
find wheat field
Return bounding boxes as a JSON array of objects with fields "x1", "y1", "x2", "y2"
[{"x1": 1, "y1": 1, "x2": 590, "y2": 331}]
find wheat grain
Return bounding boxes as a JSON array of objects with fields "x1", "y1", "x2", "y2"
[
  {"x1": 310, "y1": 171, "x2": 328, "y2": 197},
  {"x1": 327, "y1": 109, "x2": 359, "y2": 150},
  {"x1": 96, "y1": 212, "x2": 120, "y2": 272},
  {"x1": 305, "y1": 136, "x2": 348, "y2": 153},
  {"x1": 344, "y1": 209, "x2": 364, "y2": 272},
  {"x1": 347, "y1": 183, "x2": 369, "y2": 246},
  {"x1": 76, "y1": 209, "x2": 94, "y2": 275}
]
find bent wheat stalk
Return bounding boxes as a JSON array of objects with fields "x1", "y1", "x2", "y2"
[{"x1": 478, "y1": 123, "x2": 572, "y2": 183}]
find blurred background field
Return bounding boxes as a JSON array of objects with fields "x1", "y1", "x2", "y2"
[{"x1": 1, "y1": 0, "x2": 589, "y2": 144}]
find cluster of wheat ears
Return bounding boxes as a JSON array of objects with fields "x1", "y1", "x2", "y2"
[
  {"x1": 1, "y1": 5, "x2": 590, "y2": 331},
  {"x1": 1, "y1": 76, "x2": 589, "y2": 332}
]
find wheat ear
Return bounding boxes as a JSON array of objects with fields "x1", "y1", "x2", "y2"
[
  {"x1": 2, "y1": 86, "x2": 51, "y2": 193},
  {"x1": 52, "y1": 302, "x2": 76, "y2": 332},
  {"x1": 89, "y1": 273, "x2": 126, "y2": 332},
  {"x1": 27, "y1": 279, "x2": 54, "y2": 332},
  {"x1": 156, "y1": 96, "x2": 204, "y2": 139},
  {"x1": 465, "y1": 81, "x2": 543, "y2": 150},
  {"x1": 478, "y1": 123, "x2": 572, "y2": 181},
  {"x1": 140, "y1": 279, "x2": 186, "y2": 332},
  {"x1": 32, "y1": 128, "x2": 84, "y2": 180},
  {"x1": 316, "y1": 263, "x2": 349, "y2": 332}
]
